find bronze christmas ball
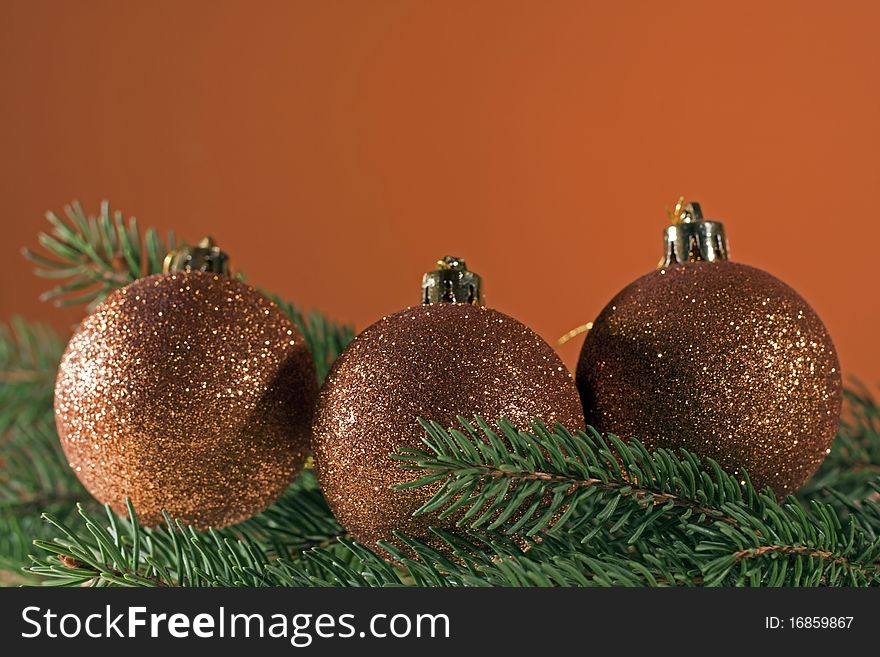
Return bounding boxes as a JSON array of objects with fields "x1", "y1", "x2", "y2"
[
  {"x1": 576, "y1": 260, "x2": 842, "y2": 494},
  {"x1": 313, "y1": 303, "x2": 585, "y2": 552},
  {"x1": 54, "y1": 271, "x2": 317, "y2": 529}
]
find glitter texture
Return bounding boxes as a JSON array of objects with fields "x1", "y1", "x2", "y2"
[
  {"x1": 576, "y1": 261, "x2": 842, "y2": 494},
  {"x1": 313, "y1": 303, "x2": 585, "y2": 552},
  {"x1": 54, "y1": 272, "x2": 317, "y2": 529}
]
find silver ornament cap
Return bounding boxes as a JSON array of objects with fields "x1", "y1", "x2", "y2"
[
  {"x1": 661, "y1": 200, "x2": 730, "y2": 266},
  {"x1": 163, "y1": 236, "x2": 230, "y2": 275},
  {"x1": 421, "y1": 255, "x2": 483, "y2": 305}
]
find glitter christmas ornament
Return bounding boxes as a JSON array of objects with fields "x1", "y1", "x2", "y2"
[
  {"x1": 576, "y1": 201, "x2": 842, "y2": 494},
  {"x1": 54, "y1": 239, "x2": 317, "y2": 529},
  {"x1": 313, "y1": 256, "x2": 584, "y2": 552}
]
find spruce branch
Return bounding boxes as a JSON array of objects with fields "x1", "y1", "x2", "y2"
[
  {"x1": 23, "y1": 201, "x2": 175, "y2": 309},
  {"x1": 393, "y1": 418, "x2": 749, "y2": 536},
  {"x1": 258, "y1": 529, "x2": 705, "y2": 588},
  {"x1": 28, "y1": 407, "x2": 880, "y2": 586},
  {"x1": 0, "y1": 416, "x2": 95, "y2": 583},
  {"x1": 0, "y1": 318, "x2": 63, "y2": 433},
  {"x1": 26, "y1": 470, "x2": 345, "y2": 587},
  {"x1": 0, "y1": 318, "x2": 88, "y2": 583},
  {"x1": 392, "y1": 417, "x2": 880, "y2": 586},
  {"x1": 0, "y1": 421, "x2": 85, "y2": 511},
  {"x1": 0, "y1": 418, "x2": 94, "y2": 583},
  {"x1": 28, "y1": 505, "x2": 700, "y2": 588}
]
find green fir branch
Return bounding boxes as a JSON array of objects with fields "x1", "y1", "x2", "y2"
[
  {"x1": 239, "y1": 528, "x2": 703, "y2": 588},
  {"x1": 0, "y1": 420, "x2": 85, "y2": 512},
  {"x1": 23, "y1": 200, "x2": 176, "y2": 309},
  {"x1": 0, "y1": 503, "x2": 88, "y2": 585},
  {"x1": 391, "y1": 417, "x2": 880, "y2": 586},
  {"x1": 26, "y1": 470, "x2": 344, "y2": 587},
  {"x1": 27, "y1": 406, "x2": 880, "y2": 587},
  {"x1": 0, "y1": 318, "x2": 63, "y2": 433},
  {"x1": 0, "y1": 418, "x2": 94, "y2": 584}
]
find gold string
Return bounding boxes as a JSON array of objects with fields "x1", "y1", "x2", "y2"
[{"x1": 556, "y1": 322, "x2": 593, "y2": 346}]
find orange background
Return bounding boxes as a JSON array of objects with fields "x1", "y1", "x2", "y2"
[{"x1": 1, "y1": 0, "x2": 878, "y2": 379}]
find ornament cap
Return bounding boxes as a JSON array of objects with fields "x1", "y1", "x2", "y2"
[
  {"x1": 421, "y1": 256, "x2": 483, "y2": 306},
  {"x1": 163, "y1": 237, "x2": 230, "y2": 275},
  {"x1": 661, "y1": 200, "x2": 729, "y2": 266}
]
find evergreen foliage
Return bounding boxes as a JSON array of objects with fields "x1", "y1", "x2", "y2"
[
  {"x1": 0, "y1": 318, "x2": 63, "y2": 433},
  {"x1": 1, "y1": 200, "x2": 878, "y2": 587},
  {"x1": 22, "y1": 200, "x2": 175, "y2": 309}
]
